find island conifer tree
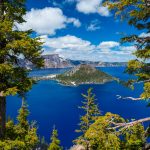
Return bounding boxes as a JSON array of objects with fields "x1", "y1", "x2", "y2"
[
  {"x1": 75, "y1": 88, "x2": 100, "y2": 150},
  {"x1": 48, "y1": 126, "x2": 62, "y2": 150},
  {"x1": 0, "y1": 0, "x2": 43, "y2": 138}
]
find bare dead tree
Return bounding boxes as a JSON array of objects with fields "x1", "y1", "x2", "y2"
[{"x1": 108, "y1": 117, "x2": 150, "y2": 131}]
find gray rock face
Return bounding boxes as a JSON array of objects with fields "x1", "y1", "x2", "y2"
[
  {"x1": 42, "y1": 54, "x2": 73, "y2": 68},
  {"x1": 19, "y1": 54, "x2": 74, "y2": 69}
]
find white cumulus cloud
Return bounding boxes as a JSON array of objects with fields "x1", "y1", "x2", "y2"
[
  {"x1": 76, "y1": 0, "x2": 110, "y2": 16},
  {"x1": 15, "y1": 7, "x2": 81, "y2": 35},
  {"x1": 98, "y1": 41, "x2": 120, "y2": 49},
  {"x1": 40, "y1": 35, "x2": 136, "y2": 62},
  {"x1": 139, "y1": 32, "x2": 150, "y2": 38},
  {"x1": 120, "y1": 46, "x2": 136, "y2": 52},
  {"x1": 40, "y1": 34, "x2": 95, "y2": 51},
  {"x1": 67, "y1": 18, "x2": 81, "y2": 27}
]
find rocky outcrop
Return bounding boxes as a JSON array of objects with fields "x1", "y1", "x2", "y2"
[
  {"x1": 43, "y1": 54, "x2": 73, "y2": 68},
  {"x1": 19, "y1": 54, "x2": 74, "y2": 69}
]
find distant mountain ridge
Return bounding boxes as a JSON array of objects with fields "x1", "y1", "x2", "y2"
[
  {"x1": 70, "y1": 60, "x2": 127, "y2": 67},
  {"x1": 19, "y1": 54, "x2": 127, "y2": 69}
]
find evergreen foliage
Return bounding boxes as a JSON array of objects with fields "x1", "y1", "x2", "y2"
[
  {"x1": 85, "y1": 113, "x2": 121, "y2": 150},
  {"x1": 0, "y1": 0, "x2": 43, "y2": 138},
  {"x1": 0, "y1": 0, "x2": 149, "y2": 149},
  {"x1": 122, "y1": 124, "x2": 145, "y2": 149},
  {"x1": 105, "y1": 0, "x2": 150, "y2": 100},
  {"x1": 48, "y1": 126, "x2": 62, "y2": 150},
  {"x1": 85, "y1": 112, "x2": 145, "y2": 150},
  {"x1": 75, "y1": 89, "x2": 146, "y2": 150},
  {"x1": 75, "y1": 88, "x2": 100, "y2": 149},
  {"x1": 0, "y1": 101, "x2": 38, "y2": 150}
]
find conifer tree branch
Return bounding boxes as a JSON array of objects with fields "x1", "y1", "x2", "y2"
[
  {"x1": 136, "y1": 80, "x2": 150, "y2": 84},
  {"x1": 108, "y1": 117, "x2": 150, "y2": 131}
]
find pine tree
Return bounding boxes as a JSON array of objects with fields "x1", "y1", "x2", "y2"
[
  {"x1": 123, "y1": 124, "x2": 145, "y2": 149},
  {"x1": 14, "y1": 100, "x2": 38, "y2": 149},
  {"x1": 85, "y1": 113, "x2": 121, "y2": 150},
  {"x1": 85, "y1": 112, "x2": 145, "y2": 150},
  {"x1": 0, "y1": 0, "x2": 43, "y2": 138},
  {"x1": 0, "y1": 100, "x2": 39, "y2": 149},
  {"x1": 75, "y1": 88, "x2": 100, "y2": 149},
  {"x1": 104, "y1": 0, "x2": 150, "y2": 146},
  {"x1": 105, "y1": 0, "x2": 150, "y2": 100},
  {"x1": 15, "y1": 99, "x2": 29, "y2": 138},
  {"x1": 48, "y1": 126, "x2": 62, "y2": 150}
]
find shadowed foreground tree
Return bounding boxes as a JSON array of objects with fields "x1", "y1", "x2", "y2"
[
  {"x1": 0, "y1": 0, "x2": 43, "y2": 138},
  {"x1": 48, "y1": 126, "x2": 62, "y2": 150},
  {"x1": 103, "y1": 0, "x2": 150, "y2": 135},
  {"x1": 85, "y1": 113, "x2": 121, "y2": 150},
  {"x1": 74, "y1": 89, "x2": 146, "y2": 150},
  {"x1": 85, "y1": 112, "x2": 146, "y2": 150},
  {"x1": 0, "y1": 101, "x2": 38, "y2": 149},
  {"x1": 105, "y1": 0, "x2": 150, "y2": 100}
]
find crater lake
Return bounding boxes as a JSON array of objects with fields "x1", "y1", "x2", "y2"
[{"x1": 7, "y1": 67, "x2": 150, "y2": 149}]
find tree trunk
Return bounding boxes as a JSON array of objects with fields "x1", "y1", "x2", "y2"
[
  {"x1": 0, "y1": 0, "x2": 5, "y2": 139},
  {"x1": 0, "y1": 0, "x2": 4, "y2": 17},
  {"x1": 0, "y1": 96, "x2": 6, "y2": 139}
]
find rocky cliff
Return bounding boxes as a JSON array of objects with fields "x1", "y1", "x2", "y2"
[
  {"x1": 19, "y1": 54, "x2": 127, "y2": 69},
  {"x1": 42, "y1": 54, "x2": 73, "y2": 68}
]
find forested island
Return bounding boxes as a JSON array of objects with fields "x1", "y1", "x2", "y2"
[
  {"x1": 34, "y1": 64, "x2": 114, "y2": 86},
  {"x1": 56, "y1": 64, "x2": 114, "y2": 86}
]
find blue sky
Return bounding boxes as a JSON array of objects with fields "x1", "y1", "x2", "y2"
[{"x1": 15, "y1": 0, "x2": 148, "y2": 62}]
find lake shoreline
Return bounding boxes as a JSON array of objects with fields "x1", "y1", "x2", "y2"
[{"x1": 33, "y1": 74, "x2": 115, "y2": 87}]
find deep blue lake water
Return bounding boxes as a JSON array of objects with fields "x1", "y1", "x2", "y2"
[{"x1": 7, "y1": 67, "x2": 150, "y2": 149}]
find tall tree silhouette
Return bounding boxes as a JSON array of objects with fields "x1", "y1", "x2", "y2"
[{"x1": 0, "y1": 0, "x2": 43, "y2": 138}]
